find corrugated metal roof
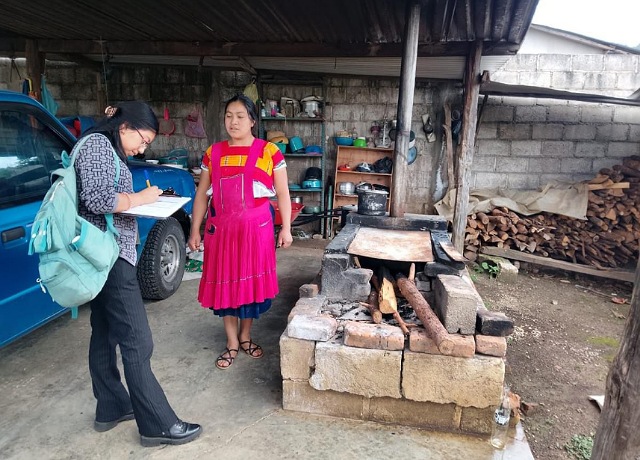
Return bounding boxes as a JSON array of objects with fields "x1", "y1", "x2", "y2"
[{"x1": 0, "y1": 0, "x2": 539, "y2": 79}]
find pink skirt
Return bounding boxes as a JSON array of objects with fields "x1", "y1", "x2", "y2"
[{"x1": 198, "y1": 203, "x2": 278, "y2": 310}]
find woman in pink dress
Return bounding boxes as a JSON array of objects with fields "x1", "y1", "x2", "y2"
[{"x1": 188, "y1": 94, "x2": 292, "y2": 369}]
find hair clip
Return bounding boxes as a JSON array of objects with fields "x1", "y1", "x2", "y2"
[{"x1": 104, "y1": 106, "x2": 118, "y2": 118}]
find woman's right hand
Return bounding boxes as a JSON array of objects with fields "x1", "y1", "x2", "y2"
[
  {"x1": 188, "y1": 232, "x2": 202, "y2": 251},
  {"x1": 137, "y1": 186, "x2": 163, "y2": 205}
]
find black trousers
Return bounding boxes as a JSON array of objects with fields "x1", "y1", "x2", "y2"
[{"x1": 89, "y1": 258, "x2": 177, "y2": 436}]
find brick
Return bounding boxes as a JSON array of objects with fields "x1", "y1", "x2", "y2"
[
  {"x1": 287, "y1": 296, "x2": 325, "y2": 322},
  {"x1": 476, "y1": 308, "x2": 514, "y2": 337},
  {"x1": 409, "y1": 328, "x2": 441, "y2": 354},
  {"x1": 287, "y1": 314, "x2": 337, "y2": 342},
  {"x1": 475, "y1": 335, "x2": 507, "y2": 357},
  {"x1": 434, "y1": 275, "x2": 483, "y2": 334},
  {"x1": 282, "y1": 380, "x2": 365, "y2": 418},
  {"x1": 402, "y1": 351, "x2": 505, "y2": 408},
  {"x1": 299, "y1": 284, "x2": 319, "y2": 298},
  {"x1": 279, "y1": 332, "x2": 316, "y2": 380},
  {"x1": 343, "y1": 321, "x2": 405, "y2": 351},
  {"x1": 310, "y1": 341, "x2": 402, "y2": 398}
]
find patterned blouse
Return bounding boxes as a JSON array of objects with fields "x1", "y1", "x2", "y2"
[
  {"x1": 201, "y1": 140, "x2": 286, "y2": 199},
  {"x1": 74, "y1": 133, "x2": 138, "y2": 266}
]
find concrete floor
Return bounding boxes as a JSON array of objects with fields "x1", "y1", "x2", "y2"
[{"x1": 0, "y1": 239, "x2": 534, "y2": 459}]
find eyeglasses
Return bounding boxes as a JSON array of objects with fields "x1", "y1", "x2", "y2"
[{"x1": 135, "y1": 128, "x2": 152, "y2": 147}]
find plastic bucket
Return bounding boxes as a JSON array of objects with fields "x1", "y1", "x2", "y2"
[
  {"x1": 357, "y1": 189, "x2": 388, "y2": 216},
  {"x1": 289, "y1": 136, "x2": 304, "y2": 153}
]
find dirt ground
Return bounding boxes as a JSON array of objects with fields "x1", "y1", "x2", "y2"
[{"x1": 472, "y1": 262, "x2": 634, "y2": 460}]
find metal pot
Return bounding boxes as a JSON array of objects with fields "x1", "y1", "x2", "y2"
[
  {"x1": 302, "y1": 100, "x2": 320, "y2": 118},
  {"x1": 338, "y1": 182, "x2": 355, "y2": 195},
  {"x1": 291, "y1": 196, "x2": 303, "y2": 204}
]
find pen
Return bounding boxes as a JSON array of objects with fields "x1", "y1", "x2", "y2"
[{"x1": 144, "y1": 171, "x2": 151, "y2": 188}]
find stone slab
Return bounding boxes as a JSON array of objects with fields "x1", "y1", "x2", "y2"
[
  {"x1": 279, "y1": 332, "x2": 316, "y2": 380},
  {"x1": 287, "y1": 296, "x2": 326, "y2": 322},
  {"x1": 368, "y1": 397, "x2": 459, "y2": 431},
  {"x1": 287, "y1": 314, "x2": 337, "y2": 342},
  {"x1": 282, "y1": 380, "x2": 365, "y2": 419},
  {"x1": 310, "y1": 341, "x2": 402, "y2": 398},
  {"x1": 402, "y1": 351, "x2": 504, "y2": 408}
]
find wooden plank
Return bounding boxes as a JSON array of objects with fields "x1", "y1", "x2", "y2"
[
  {"x1": 439, "y1": 240, "x2": 467, "y2": 263},
  {"x1": 347, "y1": 227, "x2": 433, "y2": 262},
  {"x1": 480, "y1": 247, "x2": 635, "y2": 283},
  {"x1": 588, "y1": 182, "x2": 629, "y2": 191}
]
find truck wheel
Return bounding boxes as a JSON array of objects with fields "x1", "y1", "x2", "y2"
[{"x1": 137, "y1": 217, "x2": 186, "y2": 300}]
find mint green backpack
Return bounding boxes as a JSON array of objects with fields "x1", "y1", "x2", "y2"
[{"x1": 28, "y1": 136, "x2": 121, "y2": 308}]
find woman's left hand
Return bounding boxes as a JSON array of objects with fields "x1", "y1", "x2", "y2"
[{"x1": 277, "y1": 229, "x2": 293, "y2": 248}]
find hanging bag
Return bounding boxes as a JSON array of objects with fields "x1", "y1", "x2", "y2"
[
  {"x1": 28, "y1": 136, "x2": 121, "y2": 308},
  {"x1": 184, "y1": 104, "x2": 207, "y2": 138}
]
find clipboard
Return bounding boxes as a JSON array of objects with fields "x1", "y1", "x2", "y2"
[{"x1": 121, "y1": 196, "x2": 191, "y2": 219}]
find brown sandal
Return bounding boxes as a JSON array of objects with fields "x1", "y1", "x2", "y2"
[
  {"x1": 215, "y1": 347, "x2": 238, "y2": 370},
  {"x1": 239, "y1": 340, "x2": 263, "y2": 359}
]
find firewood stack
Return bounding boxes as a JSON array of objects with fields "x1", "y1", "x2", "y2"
[{"x1": 464, "y1": 156, "x2": 640, "y2": 269}]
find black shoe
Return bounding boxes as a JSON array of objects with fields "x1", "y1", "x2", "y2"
[
  {"x1": 140, "y1": 420, "x2": 202, "y2": 447},
  {"x1": 94, "y1": 411, "x2": 135, "y2": 432}
]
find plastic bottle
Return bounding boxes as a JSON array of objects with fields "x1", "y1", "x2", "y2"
[
  {"x1": 490, "y1": 385, "x2": 511, "y2": 449},
  {"x1": 351, "y1": 127, "x2": 358, "y2": 140}
]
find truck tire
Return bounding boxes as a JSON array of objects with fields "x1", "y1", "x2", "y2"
[{"x1": 137, "y1": 217, "x2": 186, "y2": 300}]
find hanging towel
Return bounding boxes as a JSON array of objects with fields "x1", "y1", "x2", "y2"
[{"x1": 40, "y1": 76, "x2": 59, "y2": 115}]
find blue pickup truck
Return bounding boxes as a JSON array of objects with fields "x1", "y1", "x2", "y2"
[{"x1": 0, "y1": 90, "x2": 197, "y2": 347}]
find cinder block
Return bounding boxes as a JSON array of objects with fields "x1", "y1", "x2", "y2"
[
  {"x1": 532, "y1": 124, "x2": 564, "y2": 140},
  {"x1": 515, "y1": 106, "x2": 547, "y2": 123},
  {"x1": 343, "y1": 321, "x2": 405, "y2": 351},
  {"x1": 287, "y1": 314, "x2": 337, "y2": 342},
  {"x1": 563, "y1": 125, "x2": 596, "y2": 141},
  {"x1": 511, "y1": 140, "x2": 542, "y2": 157},
  {"x1": 434, "y1": 275, "x2": 482, "y2": 335},
  {"x1": 596, "y1": 124, "x2": 629, "y2": 142},
  {"x1": 576, "y1": 142, "x2": 607, "y2": 158},
  {"x1": 477, "y1": 139, "x2": 511, "y2": 156},
  {"x1": 282, "y1": 380, "x2": 365, "y2": 418},
  {"x1": 538, "y1": 55, "x2": 572, "y2": 71},
  {"x1": 572, "y1": 55, "x2": 604, "y2": 72},
  {"x1": 476, "y1": 255, "x2": 518, "y2": 283},
  {"x1": 287, "y1": 296, "x2": 325, "y2": 322},
  {"x1": 475, "y1": 335, "x2": 507, "y2": 358},
  {"x1": 498, "y1": 123, "x2": 531, "y2": 140},
  {"x1": 548, "y1": 106, "x2": 581, "y2": 122},
  {"x1": 279, "y1": 332, "x2": 316, "y2": 380},
  {"x1": 607, "y1": 142, "x2": 640, "y2": 158},
  {"x1": 402, "y1": 351, "x2": 504, "y2": 408},
  {"x1": 541, "y1": 141, "x2": 575, "y2": 157},
  {"x1": 310, "y1": 341, "x2": 402, "y2": 398}
]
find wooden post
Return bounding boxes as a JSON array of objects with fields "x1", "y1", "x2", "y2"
[
  {"x1": 591, "y1": 258, "x2": 640, "y2": 459},
  {"x1": 451, "y1": 40, "x2": 484, "y2": 252},
  {"x1": 390, "y1": 0, "x2": 421, "y2": 218},
  {"x1": 25, "y1": 39, "x2": 45, "y2": 102}
]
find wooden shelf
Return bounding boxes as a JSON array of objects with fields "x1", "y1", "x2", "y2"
[{"x1": 333, "y1": 146, "x2": 393, "y2": 213}]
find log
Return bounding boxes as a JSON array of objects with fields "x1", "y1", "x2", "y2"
[
  {"x1": 360, "y1": 298, "x2": 382, "y2": 324},
  {"x1": 378, "y1": 266, "x2": 397, "y2": 314},
  {"x1": 395, "y1": 274, "x2": 455, "y2": 354},
  {"x1": 392, "y1": 311, "x2": 410, "y2": 335}
]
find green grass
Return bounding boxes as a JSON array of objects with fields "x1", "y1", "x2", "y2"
[
  {"x1": 587, "y1": 336, "x2": 619, "y2": 348},
  {"x1": 564, "y1": 434, "x2": 594, "y2": 460}
]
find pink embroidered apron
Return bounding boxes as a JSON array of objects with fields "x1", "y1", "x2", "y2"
[{"x1": 198, "y1": 139, "x2": 279, "y2": 309}]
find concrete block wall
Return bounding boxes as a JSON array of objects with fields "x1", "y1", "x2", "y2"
[{"x1": 477, "y1": 54, "x2": 640, "y2": 190}]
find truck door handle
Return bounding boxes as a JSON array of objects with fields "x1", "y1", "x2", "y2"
[{"x1": 1, "y1": 227, "x2": 26, "y2": 243}]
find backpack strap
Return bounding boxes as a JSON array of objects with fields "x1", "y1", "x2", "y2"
[{"x1": 65, "y1": 134, "x2": 122, "y2": 236}]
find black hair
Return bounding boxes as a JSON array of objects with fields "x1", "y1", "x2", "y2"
[
  {"x1": 225, "y1": 93, "x2": 258, "y2": 136},
  {"x1": 83, "y1": 101, "x2": 159, "y2": 160}
]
